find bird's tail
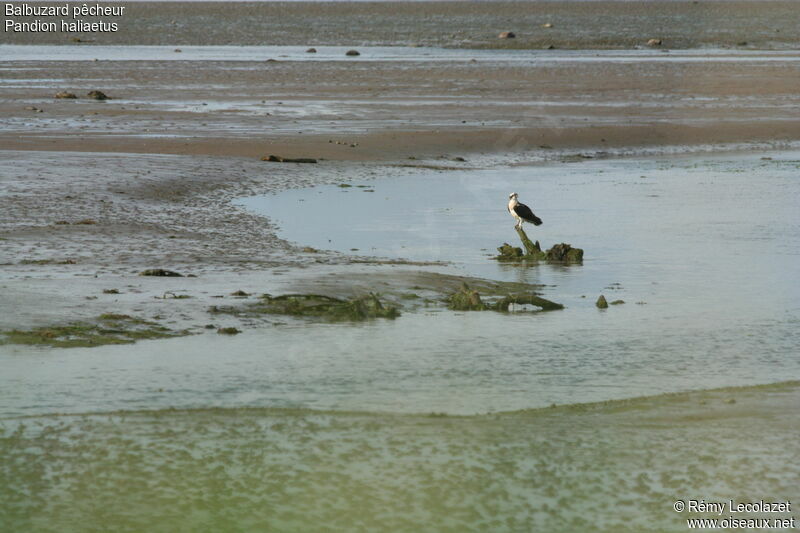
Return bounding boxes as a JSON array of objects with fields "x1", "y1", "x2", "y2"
[{"x1": 531, "y1": 214, "x2": 543, "y2": 226}]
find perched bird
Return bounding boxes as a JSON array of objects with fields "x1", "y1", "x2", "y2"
[{"x1": 507, "y1": 192, "x2": 542, "y2": 229}]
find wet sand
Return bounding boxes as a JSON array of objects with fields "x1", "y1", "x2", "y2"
[
  {"x1": 2, "y1": 381, "x2": 798, "y2": 532},
  {"x1": 2, "y1": 49, "x2": 800, "y2": 160}
]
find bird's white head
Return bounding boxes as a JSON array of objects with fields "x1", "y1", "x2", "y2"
[{"x1": 509, "y1": 192, "x2": 518, "y2": 200}]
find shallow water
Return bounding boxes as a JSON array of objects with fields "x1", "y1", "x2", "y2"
[
  {"x1": 3, "y1": 385, "x2": 798, "y2": 533},
  {"x1": 5, "y1": 44, "x2": 800, "y2": 63},
  {"x1": 2, "y1": 151, "x2": 798, "y2": 418}
]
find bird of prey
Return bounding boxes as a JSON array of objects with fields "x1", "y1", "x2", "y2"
[{"x1": 507, "y1": 192, "x2": 543, "y2": 229}]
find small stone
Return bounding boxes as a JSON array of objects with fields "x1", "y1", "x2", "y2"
[
  {"x1": 139, "y1": 269, "x2": 183, "y2": 277},
  {"x1": 55, "y1": 91, "x2": 77, "y2": 99},
  {"x1": 217, "y1": 327, "x2": 241, "y2": 335},
  {"x1": 610, "y1": 300, "x2": 625, "y2": 305},
  {"x1": 87, "y1": 90, "x2": 109, "y2": 100},
  {"x1": 545, "y1": 243, "x2": 583, "y2": 263},
  {"x1": 498, "y1": 31, "x2": 516, "y2": 39},
  {"x1": 542, "y1": 23, "x2": 553, "y2": 28},
  {"x1": 345, "y1": 49, "x2": 360, "y2": 56},
  {"x1": 596, "y1": 295, "x2": 608, "y2": 309},
  {"x1": 647, "y1": 38, "x2": 663, "y2": 47},
  {"x1": 306, "y1": 47, "x2": 317, "y2": 53}
]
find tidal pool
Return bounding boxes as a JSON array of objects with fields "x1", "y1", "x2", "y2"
[{"x1": 2, "y1": 151, "x2": 797, "y2": 420}]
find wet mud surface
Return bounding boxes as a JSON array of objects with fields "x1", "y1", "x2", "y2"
[{"x1": 2, "y1": 382, "x2": 798, "y2": 533}]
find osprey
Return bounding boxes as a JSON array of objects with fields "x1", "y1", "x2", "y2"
[{"x1": 508, "y1": 193, "x2": 542, "y2": 229}]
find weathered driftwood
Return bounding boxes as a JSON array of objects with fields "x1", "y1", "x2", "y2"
[
  {"x1": 495, "y1": 227, "x2": 583, "y2": 264},
  {"x1": 446, "y1": 283, "x2": 563, "y2": 312}
]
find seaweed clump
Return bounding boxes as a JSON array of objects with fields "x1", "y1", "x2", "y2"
[
  {"x1": 546, "y1": 243, "x2": 584, "y2": 263},
  {"x1": 495, "y1": 228, "x2": 583, "y2": 264},
  {"x1": 447, "y1": 284, "x2": 563, "y2": 312},
  {"x1": 446, "y1": 285, "x2": 487, "y2": 310},
  {"x1": 0, "y1": 314, "x2": 185, "y2": 348},
  {"x1": 139, "y1": 269, "x2": 183, "y2": 277},
  {"x1": 211, "y1": 293, "x2": 399, "y2": 322}
]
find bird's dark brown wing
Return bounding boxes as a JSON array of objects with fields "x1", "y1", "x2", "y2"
[{"x1": 513, "y1": 203, "x2": 543, "y2": 225}]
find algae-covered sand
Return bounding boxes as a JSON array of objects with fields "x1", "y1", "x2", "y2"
[{"x1": 2, "y1": 382, "x2": 797, "y2": 532}]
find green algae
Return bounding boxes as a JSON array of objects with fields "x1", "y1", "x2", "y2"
[
  {"x1": 446, "y1": 284, "x2": 487, "y2": 311},
  {"x1": 210, "y1": 293, "x2": 399, "y2": 322},
  {"x1": 447, "y1": 284, "x2": 563, "y2": 312},
  {"x1": 1, "y1": 314, "x2": 186, "y2": 348}
]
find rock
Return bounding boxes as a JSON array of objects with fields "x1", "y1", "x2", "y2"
[
  {"x1": 306, "y1": 47, "x2": 317, "y2": 53},
  {"x1": 230, "y1": 290, "x2": 249, "y2": 297},
  {"x1": 345, "y1": 49, "x2": 360, "y2": 56},
  {"x1": 498, "y1": 31, "x2": 516, "y2": 39},
  {"x1": 139, "y1": 269, "x2": 183, "y2": 277},
  {"x1": 596, "y1": 295, "x2": 608, "y2": 309},
  {"x1": 542, "y1": 23, "x2": 553, "y2": 28},
  {"x1": 610, "y1": 299, "x2": 625, "y2": 305},
  {"x1": 495, "y1": 243, "x2": 525, "y2": 261},
  {"x1": 55, "y1": 91, "x2": 77, "y2": 99},
  {"x1": 545, "y1": 44, "x2": 556, "y2": 50},
  {"x1": 174, "y1": 48, "x2": 182, "y2": 53},
  {"x1": 217, "y1": 327, "x2": 241, "y2": 335},
  {"x1": 545, "y1": 243, "x2": 584, "y2": 263},
  {"x1": 261, "y1": 155, "x2": 317, "y2": 164},
  {"x1": 496, "y1": 294, "x2": 563, "y2": 312},
  {"x1": 647, "y1": 38, "x2": 663, "y2": 47},
  {"x1": 87, "y1": 90, "x2": 109, "y2": 100},
  {"x1": 447, "y1": 284, "x2": 486, "y2": 311}
]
